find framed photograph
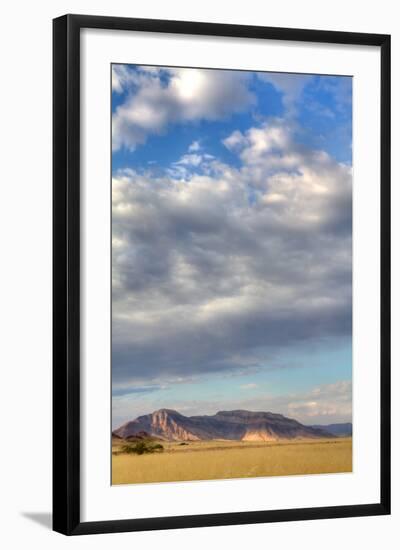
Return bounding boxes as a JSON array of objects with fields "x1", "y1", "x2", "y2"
[{"x1": 53, "y1": 14, "x2": 391, "y2": 535}]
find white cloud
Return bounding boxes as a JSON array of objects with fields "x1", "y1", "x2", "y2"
[
  {"x1": 240, "y1": 383, "x2": 258, "y2": 390},
  {"x1": 112, "y1": 64, "x2": 144, "y2": 93},
  {"x1": 176, "y1": 153, "x2": 203, "y2": 167},
  {"x1": 188, "y1": 140, "x2": 201, "y2": 152},
  {"x1": 112, "y1": 67, "x2": 255, "y2": 151},
  {"x1": 287, "y1": 380, "x2": 352, "y2": 421},
  {"x1": 257, "y1": 72, "x2": 312, "y2": 114},
  {"x1": 224, "y1": 123, "x2": 291, "y2": 159},
  {"x1": 222, "y1": 130, "x2": 245, "y2": 152},
  {"x1": 112, "y1": 120, "x2": 352, "y2": 388},
  {"x1": 224, "y1": 120, "x2": 352, "y2": 231},
  {"x1": 167, "y1": 144, "x2": 216, "y2": 180},
  {"x1": 112, "y1": 65, "x2": 129, "y2": 93}
]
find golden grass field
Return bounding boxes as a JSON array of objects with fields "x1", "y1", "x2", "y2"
[{"x1": 112, "y1": 437, "x2": 352, "y2": 485}]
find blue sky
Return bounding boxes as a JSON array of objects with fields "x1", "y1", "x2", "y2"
[{"x1": 111, "y1": 65, "x2": 352, "y2": 428}]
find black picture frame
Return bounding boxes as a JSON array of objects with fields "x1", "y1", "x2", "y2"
[{"x1": 53, "y1": 14, "x2": 391, "y2": 536}]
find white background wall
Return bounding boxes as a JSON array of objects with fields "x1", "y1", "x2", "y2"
[{"x1": 1, "y1": 0, "x2": 398, "y2": 548}]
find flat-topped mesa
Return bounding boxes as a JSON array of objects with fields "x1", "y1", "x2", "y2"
[
  {"x1": 215, "y1": 410, "x2": 288, "y2": 422},
  {"x1": 114, "y1": 408, "x2": 338, "y2": 441},
  {"x1": 153, "y1": 408, "x2": 182, "y2": 416}
]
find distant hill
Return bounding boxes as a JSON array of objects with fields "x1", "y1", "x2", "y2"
[
  {"x1": 309, "y1": 423, "x2": 352, "y2": 437},
  {"x1": 113, "y1": 408, "x2": 334, "y2": 442}
]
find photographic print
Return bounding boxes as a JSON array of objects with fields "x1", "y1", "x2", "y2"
[
  {"x1": 111, "y1": 64, "x2": 353, "y2": 485},
  {"x1": 53, "y1": 15, "x2": 390, "y2": 534}
]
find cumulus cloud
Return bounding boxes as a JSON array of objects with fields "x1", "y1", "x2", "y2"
[
  {"x1": 112, "y1": 120, "x2": 352, "y2": 389},
  {"x1": 112, "y1": 66, "x2": 255, "y2": 151},
  {"x1": 286, "y1": 380, "x2": 352, "y2": 421},
  {"x1": 257, "y1": 72, "x2": 312, "y2": 114},
  {"x1": 112, "y1": 64, "x2": 138, "y2": 93}
]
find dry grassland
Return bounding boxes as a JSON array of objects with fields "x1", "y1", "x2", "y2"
[{"x1": 112, "y1": 437, "x2": 352, "y2": 485}]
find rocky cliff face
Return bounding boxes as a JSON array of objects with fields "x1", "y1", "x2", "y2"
[{"x1": 114, "y1": 409, "x2": 334, "y2": 441}]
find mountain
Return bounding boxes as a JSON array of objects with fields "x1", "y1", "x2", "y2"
[
  {"x1": 309, "y1": 423, "x2": 352, "y2": 437},
  {"x1": 113, "y1": 408, "x2": 334, "y2": 442}
]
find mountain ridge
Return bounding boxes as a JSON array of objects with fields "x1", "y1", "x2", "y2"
[
  {"x1": 113, "y1": 408, "x2": 336, "y2": 442},
  {"x1": 309, "y1": 422, "x2": 352, "y2": 437}
]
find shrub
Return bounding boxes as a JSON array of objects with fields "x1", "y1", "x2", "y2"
[{"x1": 121, "y1": 441, "x2": 164, "y2": 455}]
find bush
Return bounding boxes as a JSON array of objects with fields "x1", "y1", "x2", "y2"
[{"x1": 121, "y1": 441, "x2": 164, "y2": 455}]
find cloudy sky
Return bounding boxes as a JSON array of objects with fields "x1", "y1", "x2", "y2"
[{"x1": 111, "y1": 64, "x2": 352, "y2": 428}]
